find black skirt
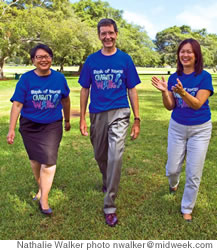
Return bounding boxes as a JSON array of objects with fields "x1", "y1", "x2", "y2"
[{"x1": 19, "y1": 116, "x2": 63, "y2": 165}]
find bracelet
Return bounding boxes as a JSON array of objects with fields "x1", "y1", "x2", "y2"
[
  {"x1": 134, "y1": 117, "x2": 141, "y2": 122},
  {"x1": 65, "y1": 120, "x2": 70, "y2": 122},
  {"x1": 162, "y1": 92, "x2": 169, "y2": 98},
  {"x1": 180, "y1": 90, "x2": 186, "y2": 96}
]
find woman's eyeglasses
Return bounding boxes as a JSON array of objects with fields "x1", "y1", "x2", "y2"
[{"x1": 35, "y1": 55, "x2": 52, "y2": 60}]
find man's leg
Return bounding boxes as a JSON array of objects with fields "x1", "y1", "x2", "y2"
[
  {"x1": 90, "y1": 112, "x2": 108, "y2": 189},
  {"x1": 104, "y1": 108, "x2": 130, "y2": 215}
]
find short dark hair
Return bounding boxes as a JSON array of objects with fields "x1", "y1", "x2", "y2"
[
  {"x1": 177, "y1": 38, "x2": 203, "y2": 76},
  {"x1": 30, "y1": 44, "x2": 53, "y2": 59},
  {"x1": 97, "y1": 18, "x2": 118, "y2": 34}
]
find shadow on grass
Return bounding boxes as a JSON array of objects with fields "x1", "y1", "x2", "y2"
[{"x1": 1, "y1": 116, "x2": 217, "y2": 240}]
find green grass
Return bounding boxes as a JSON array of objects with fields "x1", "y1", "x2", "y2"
[{"x1": 0, "y1": 74, "x2": 217, "y2": 240}]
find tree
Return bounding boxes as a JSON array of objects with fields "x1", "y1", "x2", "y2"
[
  {"x1": 72, "y1": 0, "x2": 123, "y2": 27},
  {"x1": 154, "y1": 25, "x2": 190, "y2": 66},
  {"x1": 0, "y1": 0, "x2": 78, "y2": 77},
  {"x1": 154, "y1": 25, "x2": 217, "y2": 68},
  {"x1": 39, "y1": 15, "x2": 101, "y2": 72},
  {"x1": 0, "y1": 2, "x2": 29, "y2": 78},
  {"x1": 72, "y1": 0, "x2": 158, "y2": 67},
  {"x1": 202, "y1": 34, "x2": 217, "y2": 70},
  {"x1": 117, "y1": 24, "x2": 160, "y2": 66}
]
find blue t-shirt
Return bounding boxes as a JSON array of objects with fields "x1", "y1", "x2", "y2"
[
  {"x1": 79, "y1": 49, "x2": 141, "y2": 113},
  {"x1": 11, "y1": 69, "x2": 70, "y2": 124},
  {"x1": 168, "y1": 70, "x2": 213, "y2": 125}
]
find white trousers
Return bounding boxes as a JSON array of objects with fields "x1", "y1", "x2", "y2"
[{"x1": 166, "y1": 118, "x2": 212, "y2": 214}]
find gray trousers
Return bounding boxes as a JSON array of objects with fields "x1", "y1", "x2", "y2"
[
  {"x1": 90, "y1": 108, "x2": 130, "y2": 214},
  {"x1": 166, "y1": 118, "x2": 212, "y2": 214}
]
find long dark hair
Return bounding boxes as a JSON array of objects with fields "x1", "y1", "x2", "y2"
[{"x1": 177, "y1": 38, "x2": 203, "y2": 76}]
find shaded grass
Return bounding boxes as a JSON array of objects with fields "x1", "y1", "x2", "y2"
[{"x1": 0, "y1": 75, "x2": 216, "y2": 240}]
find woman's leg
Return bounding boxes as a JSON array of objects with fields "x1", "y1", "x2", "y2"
[
  {"x1": 40, "y1": 164, "x2": 56, "y2": 209},
  {"x1": 181, "y1": 121, "x2": 212, "y2": 215},
  {"x1": 30, "y1": 160, "x2": 41, "y2": 199},
  {"x1": 166, "y1": 119, "x2": 187, "y2": 188}
]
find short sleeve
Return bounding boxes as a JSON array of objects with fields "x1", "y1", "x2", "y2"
[
  {"x1": 78, "y1": 58, "x2": 92, "y2": 88},
  {"x1": 200, "y1": 72, "x2": 213, "y2": 96},
  {"x1": 126, "y1": 56, "x2": 140, "y2": 89},
  {"x1": 61, "y1": 76, "x2": 70, "y2": 98},
  {"x1": 167, "y1": 74, "x2": 176, "y2": 92},
  {"x1": 10, "y1": 75, "x2": 27, "y2": 103}
]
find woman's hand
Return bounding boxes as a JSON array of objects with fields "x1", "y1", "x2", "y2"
[
  {"x1": 172, "y1": 78, "x2": 211, "y2": 110},
  {"x1": 7, "y1": 130, "x2": 15, "y2": 144},
  {"x1": 151, "y1": 76, "x2": 168, "y2": 92},
  {"x1": 64, "y1": 121, "x2": 71, "y2": 131},
  {"x1": 171, "y1": 78, "x2": 185, "y2": 96}
]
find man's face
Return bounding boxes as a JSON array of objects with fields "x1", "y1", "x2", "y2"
[{"x1": 98, "y1": 25, "x2": 118, "y2": 49}]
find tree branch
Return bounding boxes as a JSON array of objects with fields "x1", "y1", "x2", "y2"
[{"x1": 1, "y1": 0, "x2": 21, "y2": 17}]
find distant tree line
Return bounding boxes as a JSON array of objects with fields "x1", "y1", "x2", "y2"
[{"x1": 1, "y1": 0, "x2": 217, "y2": 78}]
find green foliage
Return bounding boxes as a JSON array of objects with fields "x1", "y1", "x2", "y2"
[
  {"x1": 72, "y1": 0, "x2": 158, "y2": 67},
  {"x1": 118, "y1": 24, "x2": 160, "y2": 66},
  {"x1": 155, "y1": 25, "x2": 217, "y2": 68},
  {"x1": 1, "y1": 0, "x2": 217, "y2": 76},
  {"x1": 0, "y1": 74, "x2": 217, "y2": 239},
  {"x1": 72, "y1": 0, "x2": 123, "y2": 27},
  {"x1": 0, "y1": 3, "x2": 27, "y2": 78}
]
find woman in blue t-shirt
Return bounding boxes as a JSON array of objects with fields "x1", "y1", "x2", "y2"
[
  {"x1": 151, "y1": 39, "x2": 213, "y2": 222},
  {"x1": 7, "y1": 44, "x2": 71, "y2": 215}
]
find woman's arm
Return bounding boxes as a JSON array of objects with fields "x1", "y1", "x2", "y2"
[
  {"x1": 61, "y1": 96, "x2": 71, "y2": 131},
  {"x1": 172, "y1": 78, "x2": 211, "y2": 110},
  {"x1": 7, "y1": 101, "x2": 23, "y2": 144},
  {"x1": 152, "y1": 76, "x2": 175, "y2": 110}
]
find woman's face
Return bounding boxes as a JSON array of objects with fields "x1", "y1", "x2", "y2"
[
  {"x1": 179, "y1": 43, "x2": 196, "y2": 69},
  {"x1": 32, "y1": 49, "x2": 52, "y2": 73}
]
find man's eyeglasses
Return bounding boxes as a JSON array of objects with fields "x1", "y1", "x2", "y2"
[{"x1": 35, "y1": 55, "x2": 52, "y2": 60}]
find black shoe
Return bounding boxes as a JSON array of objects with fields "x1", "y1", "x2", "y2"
[
  {"x1": 169, "y1": 185, "x2": 178, "y2": 194},
  {"x1": 104, "y1": 213, "x2": 118, "y2": 227},
  {"x1": 39, "y1": 202, "x2": 52, "y2": 215},
  {"x1": 102, "y1": 186, "x2": 107, "y2": 193}
]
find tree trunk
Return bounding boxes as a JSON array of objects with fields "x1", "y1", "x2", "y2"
[
  {"x1": 60, "y1": 64, "x2": 64, "y2": 72},
  {"x1": 78, "y1": 63, "x2": 83, "y2": 74},
  {"x1": 0, "y1": 59, "x2": 5, "y2": 80}
]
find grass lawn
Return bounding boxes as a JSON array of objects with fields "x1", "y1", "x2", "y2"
[{"x1": 0, "y1": 74, "x2": 216, "y2": 240}]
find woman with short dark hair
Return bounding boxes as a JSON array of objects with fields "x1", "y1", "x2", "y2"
[
  {"x1": 152, "y1": 39, "x2": 213, "y2": 222},
  {"x1": 7, "y1": 44, "x2": 71, "y2": 215}
]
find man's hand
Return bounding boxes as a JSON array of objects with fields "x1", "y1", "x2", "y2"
[
  {"x1": 80, "y1": 119, "x2": 88, "y2": 136},
  {"x1": 130, "y1": 119, "x2": 140, "y2": 140}
]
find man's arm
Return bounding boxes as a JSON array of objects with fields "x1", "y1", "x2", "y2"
[
  {"x1": 128, "y1": 87, "x2": 140, "y2": 140},
  {"x1": 61, "y1": 96, "x2": 71, "y2": 131},
  {"x1": 80, "y1": 87, "x2": 90, "y2": 136}
]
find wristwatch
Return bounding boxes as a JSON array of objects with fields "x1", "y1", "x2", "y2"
[{"x1": 134, "y1": 117, "x2": 141, "y2": 121}]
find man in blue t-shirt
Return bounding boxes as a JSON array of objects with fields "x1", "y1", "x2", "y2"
[{"x1": 79, "y1": 18, "x2": 141, "y2": 227}]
